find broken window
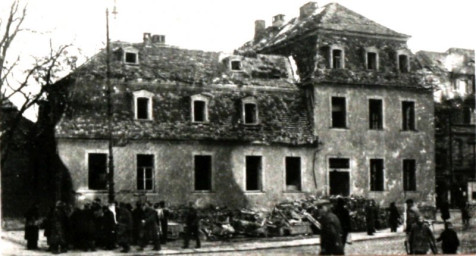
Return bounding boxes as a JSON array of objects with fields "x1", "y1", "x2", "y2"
[
  {"x1": 137, "y1": 154, "x2": 154, "y2": 190},
  {"x1": 244, "y1": 103, "x2": 258, "y2": 124},
  {"x1": 231, "y1": 60, "x2": 241, "y2": 71},
  {"x1": 370, "y1": 159, "x2": 384, "y2": 191},
  {"x1": 367, "y1": 52, "x2": 377, "y2": 70},
  {"x1": 246, "y1": 156, "x2": 262, "y2": 191},
  {"x1": 125, "y1": 52, "x2": 138, "y2": 64},
  {"x1": 195, "y1": 155, "x2": 212, "y2": 191},
  {"x1": 193, "y1": 100, "x2": 207, "y2": 122},
  {"x1": 329, "y1": 158, "x2": 350, "y2": 196},
  {"x1": 402, "y1": 101, "x2": 415, "y2": 131},
  {"x1": 88, "y1": 153, "x2": 107, "y2": 190},
  {"x1": 137, "y1": 97, "x2": 150, "y2": 120},
  {"x1": 331, "y1": 97, "x2": 346, "y2": 128},
  {"x1": 398, "y1": 54, "x2": 409, "y2": 73},
  {"x1": 332, "y1": 49, "x2": 343, "y2": 69},
  {"x1": 285, "y1": 157, "x2": 301, "y2": 191},
  {"x1": 403, "y1": 159, "x2": 416, "y2": 191},
  {"x1": 369, "y1": 99, "x2": 383, "y2": 130}
]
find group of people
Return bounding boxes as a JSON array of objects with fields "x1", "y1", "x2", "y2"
[{"x1": 24, "y1": 199, "x2": 201, "y2": 254}]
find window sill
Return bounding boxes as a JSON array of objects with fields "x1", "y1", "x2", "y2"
[
  {"x1": 134, "y1": 118, "x2": 154, "y2": 122},
  {"x1": 283, "y1": 190, "x2": 304, "y2": 193},
  {"x1": 368, "y1": 128, "x2": 384, "y2": 131},
  {"x1": 192, "y1": 191, "x2": 214, "y2": 194},
  {"x1": 369, "y1": 190, "x2": 387, "y2": 193},
  {"x1": 330, "y1": 127, "x2": 349, "y2": 130},
  {"x1": 400, "y1": 129, "x2": 419, "y2": 133},
  {"x1": 245, "y1": 191, "x2": 265, "y2": 194},
  {"x1": 76, "y1": 189, "x2": 108, "y2": 194},
  {"x1": 191, "y1": 121, "x2": 210, "y2": 125},
  {"x1": 243, "y1": 123, "x2": 260, "y2": 126}
]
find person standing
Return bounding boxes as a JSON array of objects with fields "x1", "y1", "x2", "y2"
[
  {"x1": 183, "y1": 202, "x2": 201, "y2": 249},
  {"x1": 102, "y1": 203, "x2": 117, "y2": 250},
  {"x1": 24, "y1": 204, "x2": 40, "y2": 250},
  {"x1": 405, "y1": 199, "x2": 420, "y2": 234},
  {"x1": 460, "y1": 201, "x2": 470, "y2": 229},
  {"x1": 440, "y1": 200, "x2": 450, "y2": 223},
  {"x1": 316, "y1": 199, "x2": 344, "y2": 255},
  {"x1": 365, "y1": 200, "x2": 376, "y2": 235},
  {"x1": 334, "y1": 198, "x2": 351, "y2": 246},
  {"x1": 138, "y1": 202, "x2": 161, "y2": 251},
  {"x1": 116, "y1": 202, "x2": 133, "y2": 253},
  {"x1": 436, "y1": 222, "x2": 459, "y2": 254},
  {"x1": 388, "y1": 202, "x2": 401, "y2": 232},
  {"x1": 157, "y1": 201, "x2": 169, "y2": 244},
  {"x1": 408, "y1": 216, "x2": 437, "y2": 254}
]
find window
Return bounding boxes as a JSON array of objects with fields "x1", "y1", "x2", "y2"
[
  {"x1": 329, "y1": 158, "x2": 350, "y2": 169},
  {"x1": 403, "y1": 159, "x2": 416, "y2": 191},
  {"x1": 285, "y1": 157, "x2": 301, "y2": 191},
  {"x1": 370, "y1": 159, "x2": 384, "y2": 191},
  {"x1": 367, "y1": 52, "x2": 377, "y2": 70},
  {"x1": 328, "y1": 158, "x2": 350, "y2": 196},
  {"x1": 369, "y1": 99, "x2": 383, "y2": 130},
  {"x1": 231, "y1": 60, "x2": 241, "y2": 71},
  {"x1": 331, "y1": 97, "x2": 346, "y2": 128},
  {"x1": 463, "y1": 107, "x2": 475, "y2": 125},
  {"x1": 137, "y1": 154, "x2": 154, "y2": 190},
  {"x1": 242, "y1": 97, "x2": 259, "y2": 125},
  {"x1": 125, "y1": 52, "x2": 138, "y2": 64},
  {"x1": 402, "y1": 101, "x2": 415, "y2": 131},
  {"x1": 88, "y1": 153, "x2": 107, "y2": 190},
  {"x1": 193, "y1": 101, "x2": 206, "y2": 122},
  {"x1": 194, "y1": 155, "x2": 212, "y2": 191},
  {"x1": 133, "y1": 90, "x2": 154, "y2": 120},
  {"x1": 246, "y1": 156, "x2": 262, "y2": 191},
  {"x1": 332, "y1": 49, "x2": 343, "y2": 69},
  {"x1": 398, "y1": 54, "x2": 409, "y2": 73}
]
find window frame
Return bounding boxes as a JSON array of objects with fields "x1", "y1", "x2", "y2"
[
  {"x1": 403, "y1": 159, "x2": 417, "y2": 191},
  {"x1": 123, "y1": 47, "x2": 139, "y2": 65},
  {"x1": 86, "y1": 150, "x2": 109, "y2": 191},
  {"x1": 230, "y1": 60, "x2": 242, "y2": 71},
  {"x1": 368, "y1": 98, "x2": 384, "y2": 130},
  {"x1": 369, "y1": 158, "x2": 385, "y2": 192},
  {"x1": 193, "y1": 153, "x2": 213, "y2": 192},
  {"x1": 329, "y1": 45, "x2": 345, "y2": 69},
  {"x1": 396, "y1": 49, "x2": 410, "y2": 73},
  {"x1": 133, "y1": 90, "x2": 154, "y2": 121},
  {"x1": 364, "y1": 47, "x2": 379, "y2": 71},
  {"x1": 244, "y1": 155, "x2": 264, "y2": 192},
  {"x1": 136, "y1": 154, "x2": 155, "y2": 191},
  {"x1": 327, "y1": 157, "x2": 352, "y2": 196},
  {"x1": 284, "y1": 156, "x2": 302, "y2": 192},
  {"x1": 190, "y1": 94, "x2": 210, "y2": 123},
  {"x1": 330, "y1": 96, "x2": 347, "y2": 129},
  {"x1": 401, "y1": 100, "x2": 416, "y2": 131},
  {"x1": 242, "y1": 97, "x2": 259, "y2": 125}
]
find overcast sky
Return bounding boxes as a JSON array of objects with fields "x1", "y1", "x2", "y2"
[{"x1": 2, "y1": 0, "x2": 475, "y2": 120}]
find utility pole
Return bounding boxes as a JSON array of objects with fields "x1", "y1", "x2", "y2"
[{"x1": 106, "y1": 8, "x2": 115, "y2": 203}]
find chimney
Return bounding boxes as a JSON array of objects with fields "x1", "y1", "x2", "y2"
[
  {"x1": 254, "y1": 20, "x2": 266, "y2": 42},
  {"x1": 143, "y1": 32, "x2": 151, "y2": 45},
  {"x1": 272, "y1": 14, "x2": 285, "y2": 28},
  {"x1": 151, "y1": 34, "x2": 166, "y2": 44},
  {"x1": 300, "y1": 2, "x2": 318, "y2": 19}
]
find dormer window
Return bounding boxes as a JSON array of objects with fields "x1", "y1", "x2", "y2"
[
  {"x1": 242, "y1": 97, "x2": 259, "y2": 125},
  {"x1": 396, "y1": 49, "x2": 410, "y2": 73},
  {"x1": 365, "y1": 47, "x2": 379, "y2": 70},
  {"x1": 231, "y1": 60, "x2": 241, "y2": 71},
  {"x1": 125, "y1": 52, "x2": 138, "y2": 64},
  {"x1": 122, "y1": 46, "x2": 139, "y2": 65},
  {"x1": 133, "y1": 90, "x2": 154, "y2": 120},
  {"x1": 329, "y1": 45, "x2": 345, "y2": 69},
  {"x1": 191, "y1": 94, "x2": 209, "y2": 123}
]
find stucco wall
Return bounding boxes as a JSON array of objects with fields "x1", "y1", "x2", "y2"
[
  {"x1": 57, "y1": 139, "x2": 317, "y2": 209},
  {"x1": 313, "y1": 84, "x2": 435, "y2": 206}
]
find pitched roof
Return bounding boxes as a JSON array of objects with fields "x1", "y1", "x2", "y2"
[
  {"x1": 239, "y1": 2, "x2": 409, "y2": 53},
  {"x1": 415, "y1": 48, "x2": 475, "y2": 75}
]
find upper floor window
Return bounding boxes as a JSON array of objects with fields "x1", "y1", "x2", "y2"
[
  {"x1": 122, "y1": 46, "x2": 139, "y2": 65},
  {"x1": 331, "y1": 96, "x2": 346, "y2": 128},
  {"x1": 329, "y1": 45, "x2": 345, "y2": 69},
  {"x1": 242, "y1": 97, "x2": 259, "y2": 125},
  {"x1": 191, "y1": 94, "x2": 209, "y2": 123},
  {"x1": 396, "y1": 49, "x2": 410, "y2": 73},
  {"x1": 137, "y1": 154, "x2": 154, "y2": 190},
  {"x1": 403, "y1": 159, "x2": 416, "y2": 191},
  {"x1": 231, "y1": 60, "x2": 242, "y2": 71},
  {"x1": 365, "y1": 47, "x2": 379, "y2": 70},
  {"x1": 88, "y1": 153, "x2": 107, "y2": 190},
  {"x1": 369, "y1": 99, "x2": 383, "y2": 130},
  {"x1": 370, "y1": 159, "x2": 384, "y2": 191},
  {"x1": 133, "y1": 90, "x2": 154, "y2": 120},
  {"x1": 402, "y1": 101, "x2": 415, "y2": 131}
]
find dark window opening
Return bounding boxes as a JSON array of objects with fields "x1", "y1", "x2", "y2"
[
  {"x1": 125, "y1": 52, "x2": 138, "y2": 64},
  {"x1": 244, "y1": 103, "x2": 258, "y2": 124},
  {"x1": 369, "y1": 99, "x2": 383, "y2": 129},
  {"x1": 463, "y1": 107, "x2": 474, "y2": 124},
  {"x1": 137, "y1": 154, "x2": 154, "y2": 190},
  {"x1": 332, "y1": 49, "x2": 342, "y2": 69},
  {"x1": 137, "y1": 97, "x2": 149, "y2": 119},
  {"x1": 332, "y1": 97, "x2": 346, "y2": 128},
  {"x1": 403, "y1": 159, "x2": 416, "y2": 191},
  {"x1": 399, "y1": 55, "x2": 408, "y2": 73},
  {"x1": 402, "y1": 101, "x2": 415, "y2": 130},
  {"x1": 285, "y1": 157, "x2": 301, "y2": 191},
  {"x1": 329, "y1": 158, "x2": 350, "y2": 169},
  {"x1": 193, "y1": 100, "x2": 206, "y2": 122},
  {"x1": 367, "y1": 52, "x2": 377, "y2": 70},
  {"x1": 246, "y1": 156, "x2": 262, "y2": 191},
  {"x1": 88, "y1": 153, "x2": 107, "y2": 190},
  {"x1": 195, "y1": 155, "x2": 212, "y2": 191},
  {"x1": 329, "y1": 158, "x2": 350, "y2": 196},
  {"x1": 370, "y1": 159, "x2": 384, "y2": 191},
  {"x1": 231, "y1": 60, "x2": 241, "y2": 71}
]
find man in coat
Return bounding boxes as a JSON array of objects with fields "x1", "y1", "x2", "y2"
[
  {"x1": 317, "y1": 200, "x2": 344, "y2": 255},
  {"x1": 102, "y1": 202, "x2": 117, "y2": 250},
  {"x1": 116, "y1": 202, "x2": 133, "y2": 252},
  {"x1": 157, "y1": 201, "x2": 169, "y2": 244},
  {"x1": 408, "y1": 216, "x2": 437, "y2": 254},
  {"x1": 334, "y1": 198, "x2": 351, "y2": 246},
  {"x1": 183, "y1": 202, "x2": 201, "y2": 249},
  {"x1": 365, "y1": 200, "x2": 376, "y2": 235},
  {"x1": 138, "y1": 202, "x2": 161, "y2": 251},
  {"x1": 436, "y1": 222, "x2": 459, "y2": 254}
]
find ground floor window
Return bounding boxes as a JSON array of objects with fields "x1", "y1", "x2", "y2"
[
  {"x1": 285, "y1": 157, "x2": 301, "y2": 191},
  {"x1": 88, "y1": 153, "x2": 107, "y2": 190},
  {"x1": 195, "y1": 155, "x2": 212, "y2": 191},
  {"x1": 246, "y1": 156, "x2": 262, "y2": 191},
  {"x1": 329, "y1": 158, "x2": 350, "y2": 196},
  {"x1": 137, "y1": 154, "x2": 154, "y2": 190},
  {"x1": 370, "y1": 159, "x2": 384, "y2": 191},
  {"x1": 403, "y1": 159, "x2": 416, "y2": 191}
]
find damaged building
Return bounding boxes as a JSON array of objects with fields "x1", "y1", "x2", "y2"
[{"x1": 238, "y1": 1, "x2": 435, "y2": 206}]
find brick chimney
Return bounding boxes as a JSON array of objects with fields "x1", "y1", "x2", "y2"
[
  {"x1": 151, "y1": 34, "x2": 165, "y2": 44},
  {"x1": 254, "y1": 20, "x2": 266, "y2": 42},
  {"x1": 300, "y1": 2, "x2": 318, "y2": 19},
  {"x1": 143, "y1": 32, "x2": 151, "y2": 45},
  {"x1": 272, "y1": 14, "x2": 285, "y2": 28}
]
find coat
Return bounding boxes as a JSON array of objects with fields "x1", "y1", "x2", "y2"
[
  {"x1": 365, "y1": 204, "x2": 376, "y2": 231},
  {"x1": 319, "y1": 212, "x2": 344, "y2": 255},
  {"x1": 45, "y1": 207, "x2": 68, "y2": 245},
  {"x1": 406, "y1": 207, "x2": 419, "y2": 233},
  {"x1": 116, "y1": 207, "x2": 133, "y2": 244},
  {"x1": 437, "y1": 229, "x2": 459, "y2": 253},
  {"x1": 409, "y1": 222, "x2": 437, "y2": 254},
  {"x1": 388, "y1": 205, "x2": 401, "y2": 227}
]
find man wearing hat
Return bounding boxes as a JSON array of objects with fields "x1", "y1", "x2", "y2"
[{"x1": 316, "y1": 199, "x2": 344, "y2": 255}]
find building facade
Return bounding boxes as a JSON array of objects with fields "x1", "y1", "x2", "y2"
[{"x1": 239, "y1": 2, "x2": 435, "y2": 206}]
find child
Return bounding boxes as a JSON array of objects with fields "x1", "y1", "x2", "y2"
[{"x1": 436, "y1": 222, "x2": 459, "y2": 254}]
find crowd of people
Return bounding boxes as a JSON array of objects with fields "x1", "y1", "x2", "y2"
[{"x1": 24, "y1": 199, "x2": 200, "y2": 254}]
